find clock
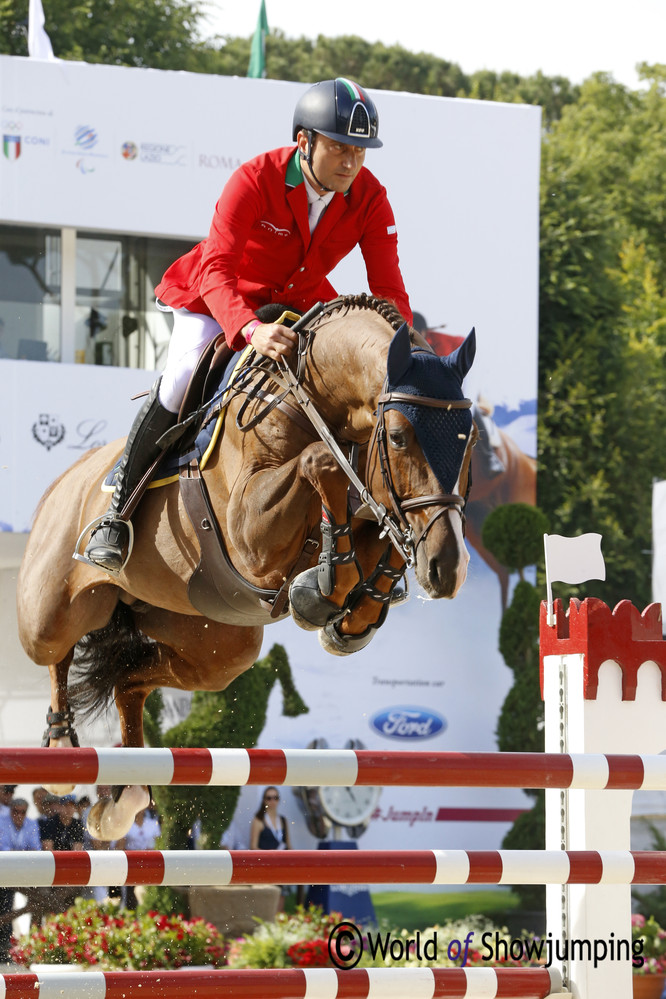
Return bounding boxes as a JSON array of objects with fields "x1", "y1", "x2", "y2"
[
  {"x1": 295, "y1": 737, "x2": 382, "y2": 837},
  {"x1": 318, "y1": 783, "x2": 382, "y2": 827}
]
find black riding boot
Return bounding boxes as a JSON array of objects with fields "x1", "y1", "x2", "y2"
[{"x1": 82, "y1": 381, "x2": 176, "y2": 573}]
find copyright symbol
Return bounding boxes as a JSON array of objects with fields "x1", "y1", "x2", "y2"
[{"x1": 328, "y1": 920, "x2": 363, "y2": 969}]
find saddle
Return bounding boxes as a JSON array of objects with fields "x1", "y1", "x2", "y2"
[{"x1": 176, "y1": 315, "x2": 321, "y2": 628}]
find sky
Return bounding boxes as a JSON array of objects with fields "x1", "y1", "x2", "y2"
[{"x1": 204, "y1": 0, "x2": 665, "y2": 91}]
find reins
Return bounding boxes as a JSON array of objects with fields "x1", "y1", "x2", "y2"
[{"x1": 263, "y1": 302, "x2": 474, "y2": 567}]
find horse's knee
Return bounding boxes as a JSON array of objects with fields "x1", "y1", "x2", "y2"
[{"x1": 298, "y1": 444, "x2": 346, "y2": 494}]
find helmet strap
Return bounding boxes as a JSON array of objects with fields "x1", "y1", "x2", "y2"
[{"x1": 300, "y1": 130, "x2": 334, "y2": 194}]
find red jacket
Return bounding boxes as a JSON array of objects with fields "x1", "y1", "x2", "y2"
[{"x1": 155, "y1": 146, "x2": 412, "y2": 350}]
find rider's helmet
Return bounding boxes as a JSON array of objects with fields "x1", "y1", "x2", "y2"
[{"x1": 292, "y1": 78, "x2": 382, "y2": 149}]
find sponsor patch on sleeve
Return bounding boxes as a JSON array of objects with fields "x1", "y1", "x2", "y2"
[{"x1": 386, "y1": 225, "x2": 397, "y2": 235}]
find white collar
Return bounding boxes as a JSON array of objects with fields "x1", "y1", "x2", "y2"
[{"x1": 303, "y1": 174, "x2": 335, "y2": 208}]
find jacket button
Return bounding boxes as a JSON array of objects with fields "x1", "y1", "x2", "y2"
[{"x1": 287, "y1": 283, "x2": 294, "y2": 289}]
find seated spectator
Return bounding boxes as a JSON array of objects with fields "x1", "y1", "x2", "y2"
[{"x1": 41, "y1": 795, "x2": 84, "y2": 851}]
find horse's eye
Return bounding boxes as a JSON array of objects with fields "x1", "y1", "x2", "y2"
[{"x1": 388, "y1": 430, "x2": 408, "y2": 450}]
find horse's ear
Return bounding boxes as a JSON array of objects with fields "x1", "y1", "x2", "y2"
[
  {"x1": 386, "y1": 322, "x2": 413, "y2": 384},
  {"x1": 445, "y1": 327, "x2": 476, "y2": 382}
]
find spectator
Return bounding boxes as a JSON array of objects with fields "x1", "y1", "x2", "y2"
[
  {"x1": 0, "y1": 798, "x2": 41, "y2": 963},
  {"x1": 250, "y1": 787, "x2": 291, "y2": 851},
  {"x1": 41, "y1": 795, "x2": 84, "y2": 852},
  {"x1": 33, "y1": 790, "x2": 58, "y2": 846},
  {"x1": 0, "y1": 787, "x2": 16, "y2": 821},
  {"x1": 76, "y1": 795, "x2": 91, "y2": 821},
  {"x1": 250, "y1": 787, "x2": 292, "y2": 912}
]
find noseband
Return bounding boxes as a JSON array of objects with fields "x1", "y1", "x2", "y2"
[{"x1": 369, "y1": 385, "x2": 473, "y2": 553}]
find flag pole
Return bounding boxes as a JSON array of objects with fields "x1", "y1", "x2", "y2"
[{"x1": 543, "y1": 533, "x2": 555, "y2": 627}]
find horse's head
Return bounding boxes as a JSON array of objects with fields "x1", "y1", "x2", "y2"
[{"x1": 369, "y1": 323, "x2": 477, "y2": 598}]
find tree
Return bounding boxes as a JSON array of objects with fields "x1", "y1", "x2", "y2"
[
  {"x1": 482, "y1": 504, "x2": 546, "y2": 915},
  {"x1": 538, "y1": 68, "x2": 666, "y2": 608},
  {"x1": 0, "y1": 0, "x2": 210, "y2": 68}
]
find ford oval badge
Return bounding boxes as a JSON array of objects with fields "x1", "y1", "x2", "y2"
[{"x1": 370, "y1": 706, "x2": 446, "y2": 741}]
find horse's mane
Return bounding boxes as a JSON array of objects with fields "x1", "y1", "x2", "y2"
[{"x1": 311, "y1": 294, "x2": 413, "y2": 336}]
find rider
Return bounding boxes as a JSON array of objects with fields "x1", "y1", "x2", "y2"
[{"x1": 79, "y1": 78, "x2": 412, "y2": 574}]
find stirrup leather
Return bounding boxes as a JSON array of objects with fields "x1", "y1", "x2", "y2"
[{"x1": 72, "y1": 513, "x2": 134, "y2": 576}]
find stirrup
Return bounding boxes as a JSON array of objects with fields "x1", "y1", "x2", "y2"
[{"x1": 72, "y1": 514, "x2": 134, "y2": 576}]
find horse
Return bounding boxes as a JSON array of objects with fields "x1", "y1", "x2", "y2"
[
  {"x1": 16, "y1": 295, "x2": 477, "y2": 841},
  {"x1": 421, "y1": 326, "x2": 536, "y2": 609},
  {"x1": 465, "y1": 427, "x2": 537, "y2": 610}
]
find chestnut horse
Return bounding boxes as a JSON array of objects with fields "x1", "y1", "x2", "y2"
[{"x1": 16, "y1": 296, "x2": 476, "y2": 840}]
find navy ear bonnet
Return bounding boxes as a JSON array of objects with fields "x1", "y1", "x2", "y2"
[{"x1": 384, "y1": 324, "x2": 475, "y2": 493}]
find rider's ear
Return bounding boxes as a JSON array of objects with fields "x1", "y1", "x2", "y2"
[
  {"x1": 386, "y1": 322, "x2": 413, "y2": 384},
  {"x1": 445, "y1": 327, "x2": 476, "y2": 382}
]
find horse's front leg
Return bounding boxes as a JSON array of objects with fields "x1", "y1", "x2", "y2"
[
  {"x1": 41, "y1": 653, "x2": 78, "y2": 795},
  {"x1": 288, "y1": 443, "x2": 363, "y2": 630},
  {"x1": 319, "y1": 526, "x2": 407, "y2": 656}
]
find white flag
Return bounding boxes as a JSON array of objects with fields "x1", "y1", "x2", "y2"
[
  {"x1": 28, "y1": 0, "x2": 56, "y2": 60},
  {"x1": 544, "y1": 533, "x2": 606, "y2": 585}
]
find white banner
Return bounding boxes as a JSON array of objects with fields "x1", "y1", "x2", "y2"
[{"x1": 0, "y1": 361, "x2": 152, "y2": 532}]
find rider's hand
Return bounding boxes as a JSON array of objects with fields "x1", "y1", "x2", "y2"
[{"x1": 244, "y1": 322, "x2": 298, "y2": 361}]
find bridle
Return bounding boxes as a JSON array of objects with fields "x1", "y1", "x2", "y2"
[
  {"x1": 261, "y1": 301, "x2": 475, "y2": 568},
  {"x1": 369, "y1": 383, "x2": 474, "y2": 554}
]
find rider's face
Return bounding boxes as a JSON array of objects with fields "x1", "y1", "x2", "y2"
[{"x1": 298, "y1": 131, "x2": 366, "y2": 194}]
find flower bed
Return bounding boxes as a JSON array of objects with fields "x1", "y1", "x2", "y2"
[
  {"x1": 10, "y1": 898, "x2": 228, "y2": 970},
  {"x1": 632, "y1": 913, "x2": 666, "y2": 976}
]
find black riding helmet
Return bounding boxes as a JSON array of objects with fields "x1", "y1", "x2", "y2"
[
  {"x1": 292, "y1": 78, "x2": 382, "y2": 149},
  {"x1": 293, "y1": 78, "x2": 382, "y2": 192}
]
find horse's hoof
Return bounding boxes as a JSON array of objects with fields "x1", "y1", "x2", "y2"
[
  {"x1": 86, "y1": 784, "x2": 150, "y2": 842},
  {"x1": 289, "y1": 567, "x2": 345, "y2": 630},
  {"x1": 318, "y1": 621, "x2": 377, "y2": 656},
  {"x1": 43, "y1": 782, "x2": 77, "y2": 796}
]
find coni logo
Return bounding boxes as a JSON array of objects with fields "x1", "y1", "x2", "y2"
[{"x1": 370, "y1": 706, "x2": 446, "y2": 741}]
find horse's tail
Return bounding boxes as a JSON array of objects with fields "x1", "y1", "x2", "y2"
[{"x1": 69, "y1": 602, "x2": 159, "y2": 722}]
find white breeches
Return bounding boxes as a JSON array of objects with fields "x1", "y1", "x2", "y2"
[{"x1": 157, "y1": 305, "x2": 222, "y2": 414}]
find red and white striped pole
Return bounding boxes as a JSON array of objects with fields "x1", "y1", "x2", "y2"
[
  {"x1": 1, "y1": 746, "x2": 665, "y2": 790},
  {"x1": 0, "y1": 849, "x2": 664, "y2": 887},
  {"x1": 0, "y1": 966, "x2": 563, "y2": 998}
]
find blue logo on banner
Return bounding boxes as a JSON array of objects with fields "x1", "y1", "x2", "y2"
[{"x1": 370, "y1": 706, "x2": 446, "y2": 741}]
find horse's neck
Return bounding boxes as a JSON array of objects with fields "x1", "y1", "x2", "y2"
[{"x1": 307, "y1": 319, "x2": 388, "y2": 435}]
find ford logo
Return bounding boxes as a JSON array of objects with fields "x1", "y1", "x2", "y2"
[{"x1": 370, "y1": 706, "x2": 446, "y2": 741}]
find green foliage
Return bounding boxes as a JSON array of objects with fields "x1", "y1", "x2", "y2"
[
  {"x1": 502, "y1": 795, "x2": 545, "y2": 911},
  {"x1": 0, "y1": 0, "x2": 209, "y2": 68},
  {"x1": 484, "y1": 506, "x2": 545, "y2": 911},
  {"x1": 634, "y1": 823, "x2": 666, "y2": 928},
  {"x1": 482, "y1": 504, "x2": 549, "y2": 580},
  {"x1": 0, "y1": 5, "x2": 580, "y2": 124},
  {"x1": 538, "y1": 67, "x2": 666, "y2": 608},
  {"x1": 146, "y1": 644, "x2": 308, "y2": 852},
  {"x1": 10, "y1": 898, "x2": 227, "y2": 968}
]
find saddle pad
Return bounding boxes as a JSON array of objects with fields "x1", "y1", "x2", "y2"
[{"x1": 102, "y1": 346, "x2": 252, "y2": 493}]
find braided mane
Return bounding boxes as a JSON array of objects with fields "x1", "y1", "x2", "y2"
[{"x1": 312, "y1": 294, "x2": 412, "y2": 335}]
